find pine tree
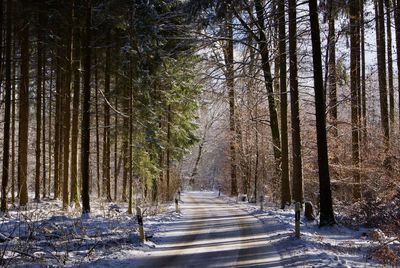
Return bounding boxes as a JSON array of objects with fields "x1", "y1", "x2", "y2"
[
  {"x1": 289, "y1": 0, "x2": 302, "y2": 206},
  {"x1": 81, "y1": 0, "x2": 92, "y2": 215},
  {"x1": 308, "y1": 0, "x2": 336, "y2": 226},
  {"x1": 1, "y1": 0, "x2": 13, "y2": 212},
  {"x1": 70, "y1": 0, "x2": 81, "y2": 207},
  {"x1": 279, "y1": 0, "x2": 291, "y2": 208},
  {"x1": 375, "y1": 0, "x2": 390, "y2": 148},
  {"x1": 17, "y1": 0, "x2": 30, "y2": 207},
  {"x1": 350, "y1": 0, "x2": 362, "y2": 200}
]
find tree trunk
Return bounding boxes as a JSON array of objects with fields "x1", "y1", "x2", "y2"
[
  {"x1": 122, "y1": 119, "x2": 128, "y2": 202},
  {"x1": 48, "y1": 59, "x2": 54, "y2": 197},
  {"x1": 62, "y1": 1, "x2": 73, "y2": 209},
  {"x1": 70, "y1": 0, "x2": 81, "y2": 207},
  {"x1": 81, "y1": 0, "x2": 92, "y2": 215},
  {"x1": 279, "y1": 0, "x2": 291, "y2": 208},
  {"x1": 254, "y1": 0, "x2": 281, "y2": 173},
  {"x1": 361, "y1": 0, "x2": 367, "y2": 141},
  {"x1": 327, "y1": 0, "x2": 338, "y2": 138},
  {"x1": 308, "y1": 0, "x2": 336, "y2": 226},
  {"x1": 395, "y1": 0, "x2": 400, "y2": 133},
  {"x1": 17, "y1": 1, "x2": 30, "y2": 207},
  {"x1": 1, "y1": 0, "x2": 13, "y2": 212},
  {"x1": 11, "y1": 27, "x2": 16, "y2": 205},
  {"x1": 35, "y1": 2, "x2": 44, "y2": 202},
  {"x1": 166, "y1": 105, "x2": 172, "y2": 200},
  {"x1": 386, "y1": 0, "x2": 395, "y2": 127},
  {"x1": 54, "y1": 47, "x2": 62, "y2": 199},
  {"x1": 127, "y1": 67, "x2": 134, "y2": 214},
  {"x1": 224, "y1": 8, "x2": 237, "y2": 197},
  {"x1": 103, "y1": 38, "x2": 112, "y2": 201},
  {"x1": 289, "y1": 0, "x2": 301, "y2": 206},
  {"x1": 42, "y1": 13, "x2": 47, "y2": 199},
  {"x1": 114, "y1": 96, "x2": 118, "y2": 201},
  {"x1": 350, "y1": 0, "x2": 362, "y2": 200},
  {"x1": 375, "y1": 0, "x2": 390, "y2": 148},
  {"x1": 95, "y1": 54, "x2": 101, "y2": 198}
]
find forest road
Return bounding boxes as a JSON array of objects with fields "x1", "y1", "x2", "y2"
[{"x1": 134, "y1": 191, "x2": 283, "y2": 267}]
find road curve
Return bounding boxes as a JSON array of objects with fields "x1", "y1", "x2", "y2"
[{"x1": 135, "y1": 191, "x2": 282, "y2": 267}]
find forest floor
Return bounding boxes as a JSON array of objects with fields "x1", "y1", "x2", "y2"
[{"x1": 0, "y1": 191, "x2": 397, "y2": 267}]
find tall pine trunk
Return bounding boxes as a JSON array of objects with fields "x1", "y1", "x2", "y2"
[
  {"x1": 81, "y1": 0, "x2": 92, "y2": 214},
  {"x1": 361, "y1": 0, "x2": 367, "y2": 141},
  {"x1": 289, "y1": 0, "x2": 302, "y2": 206},
  {"x1": 42, "y1": 12, "x2": 47, "y2": 199},
  {"x1": 70, "y1": 0, "x2": 81, "y2": 207},
  {"x1": 35, "y1": 2, "x2": 44, "y2": 202},
  {"x1": 1, "y1": 0, "x2": 13, "y2": 212},
  {"x1": 327, "y1": 0, "x2": 338, "y2": 138},
  {"x1": 114, "y1": 96, "x2": 118, "y2": 201},
  {"x1": 17, "y1": 1, "x2": 30, "y2": 207},
  {"x1": 62, "y1": 1, "x2": 73, "y2": 209},
  {"x1": 11, "y1": 27, "x2": 16, "y2": 205},
  {"x1": 95, "y1": 54, "x2": 101, "y2": 198},
  {"x1": 395, "y1": 0, "x2": 400, "y2": 133},
  {"x1": 225, "y1": 8, "x2": 237, "y2": 196},
  {"x1": 254, "y1": 0, "x2": 281, "y2": 173},
  {"x1": 375, "y1": 0, "x2": 390, "y2": 148},
  {"x1": 308, "y1": 0, "x2": 336, "y2": 226},
  {"x1": 279, "y1": 0, "x2": 291, "y2": 207},
  {"x1": 103, "y1": 39, "x2": 112, "y2": 201},
  {"x1": 350, "y1": 0, "x2": 362, "y2": 200},
  {"x1": 385, "y1": 0, "x2": 394, "y2": 127},
  {"x1": 54, "y1": 47, "x2": 62, "y2": 199}
]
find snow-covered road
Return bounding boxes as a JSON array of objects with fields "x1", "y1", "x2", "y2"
[{"x1": 132, "y1": 191, "x2": 282, "y2": 267}]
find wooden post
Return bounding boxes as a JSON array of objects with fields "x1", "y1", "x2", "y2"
[
  {"x1": 295, "y1": 202, "x2": 301, "y2": 238},
  {"x1": 136, "y1": 206, "x2": 145, "y2": 241},
  {"x1": 175, "y1": 196, "x2": 179, "y2": 213}
]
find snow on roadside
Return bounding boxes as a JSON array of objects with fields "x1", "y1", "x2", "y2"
[
  {"x1": 220, "y1": 194, "x2": 385, "y2": 267},
  {"x1": 0, "y1": 198, "x2": 181, "y2": 267}
]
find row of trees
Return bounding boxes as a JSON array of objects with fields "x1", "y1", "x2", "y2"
[
  {"x1": 0, "y1": 0, "x2": 200, "y2": 214},
  {"x1": 189, "y1": 0, "x2": 400, "y2": 226}
]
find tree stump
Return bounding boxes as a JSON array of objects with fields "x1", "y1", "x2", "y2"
[{"x1": 304, "y1": 201, "x2": 315, "y2": 221}]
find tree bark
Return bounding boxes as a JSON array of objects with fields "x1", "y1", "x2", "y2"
[
  {"x1": 17, "y1": 1, "x2": 30, "y2": 207},
  {"x1": 11, "y1": 26, "x2": 16, "y2": 205},
  {"x1": 375, "y1": 0, "x2": 390, "y2": 148},
  {"x1": 350, "y1": 0, "x2": 362, "y2": 200},
  {"x1": 35, "y1": 2, "x2": 44, "y2": 202},
  {"x1": 1, "y1": 0, "x2": 13, "y2": 212},
  {"x1": 54, "y1": 47, "x2": 62, "y2": 199},
  {"x1": 166, "y1": 105, "x2": 172, "y2": 200},
  {"x1": 289, "y1": 0, "x2": 302, "y2": 206},
  {"x1": 94, "y1": 53, "x2": 101, "y2": 198},
  {"x1": 308, "y1": 0, "x2": 336, "y2": 226},
  {"x1": 114, "y1": 95, "x2": 118, "y2": 201},
  {"x1": 70, "y1": 0, "x2": 81, "y2": 207},
  {"x1": 42, "y1": 12, "x2": 47, "y2": 199},
  {"x1": 361, "y1": 0, "x2": 367, "y2": 141},
  {"x1": 327, "y1": 0, "x2": 338, "y2": 137},
  {"x1": 254, "y1": 0, "x2": 281, "y2": 173},
  {"x1": 81, "y1": 0, "x2": 92, "y2": 214},
  {"x1": 395, "y1": 0, "x2": 400, "y2": 133},
  {"x1": 385, "y1": 0, "x2": 395, "y2": 127},
  {"x1": 224, "y1": 8, "x2": 237, "y2": 197},
  {"x1": 103, "y1": 37, "x2": 112, "y2": 201},
  {"x1": 62, "y1": 1, "x2": 73, "y2": 209},
  {"x1": 279, "y1": 0, "x2": 291, "y2": 208}
]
